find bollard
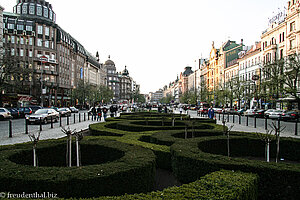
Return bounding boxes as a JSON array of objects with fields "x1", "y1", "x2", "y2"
[
  {"x1": 67, "y1": 115, "x2": 69, "y2": 125},
  {"x1": 295, "y1": 119, "x2": 298, "y2": 136},
  {"x1": 88, "y1": 112, "x2": 90, "y2": 120},
  {"x1": 227, "y1": 113, "x2": 230, "y2": 122},
  {"x1": 79, "y1": 113, "x2": 81, "y2": 122},
  {"x1": 233, "y1": 114, "x2": 235, "y2": 123},
  {"x1": 218, "y1": 113, "x2": 220, "y2": 121},
  {"x1": 50, "y1": 116, "x2": 53, "y2": 129},
  {"x1": 278, "y1": 117, "x2": 281, "y2": 131},
  {"x1": 25, "y1": 119, "x2": 28, "y2": 134},
  {"x1": 60, "y1": 115, "x2": 62, "y2": 127},
  {"x1": 84, "y1": 113, "x2": 86, "y2": 121},
  {"x1": 246, "y1": 115, "x2": 249, "y2": 126},
  {"x1": 239, "y1": 114, "x2": 241, "y2": 124},
  {"x1": 40, "y1": 117, "x2": 42, "y2": 131},
  {"x1": 74, "y1": 114, "x2": 76, "y2": 124},
  {"x1": 265, "y1": 117, "x2": 268, "y2": 130},
  {"x1": 254, "y1": 116, "x2": 257, "y2": 128},
  {"x1": 9, "y1": 120, "x2": 12, "y2": 138}
]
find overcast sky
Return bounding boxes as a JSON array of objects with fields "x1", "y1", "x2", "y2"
[{"x1": 1, "y1": 0, "x2": 287, "y2": 94}]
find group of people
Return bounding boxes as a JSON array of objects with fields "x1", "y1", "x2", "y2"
[{"x1": 91, "y1": 106, "x2": 108, "y2": 121}]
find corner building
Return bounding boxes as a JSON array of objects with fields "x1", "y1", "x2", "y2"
[{"x1": 2, "y1": 0, "x2": 104, "y2": 107}]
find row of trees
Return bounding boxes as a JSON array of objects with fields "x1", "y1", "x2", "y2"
[{"x1": 161, "y1": 54, "x2": 300, "y2": 109}]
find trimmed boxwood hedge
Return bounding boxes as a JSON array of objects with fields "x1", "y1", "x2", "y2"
[
  {"x1": 89, "y1": 170, "x2": 258, "y2": 200},
  {"x1": 0, "y1": 138, "x2": 156, "y2": 198},
  {"x1": 171, "y1": 135, "x2": 300, "y2": 200}
]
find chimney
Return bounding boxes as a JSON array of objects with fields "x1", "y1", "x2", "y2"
[{"x1": 241, "y1": 39, "x2": 244, "y2": 45}]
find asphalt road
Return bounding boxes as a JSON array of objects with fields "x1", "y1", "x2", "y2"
[{"x1": 0, "y1": 110, "x2": 92, "y2": 139}]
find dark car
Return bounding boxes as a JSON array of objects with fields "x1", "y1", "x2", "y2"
[
  {"x1": 254, "y1": 109, "x2": 265, "y2": 118},
  {"x1": 29, "y1": 106, "x2": 43, "y2": 113},
  {"x1": 7, "y1": 108, "x2": 20, "y2": 119},
  {"x1": 281, "y1": 110, "x2": 300, "y2": 121},
  {"x1": 17, "y1": 107, "x2": 33, "y2": 118}
]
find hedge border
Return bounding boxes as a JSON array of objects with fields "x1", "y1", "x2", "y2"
[
  {"x1": 171, "y1": 135, "x2": 300, "y2": 200},
  {"x1": 0, "y1": 138, "x2": 156, "y2": 198}
]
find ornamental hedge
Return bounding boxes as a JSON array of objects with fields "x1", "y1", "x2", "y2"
[
  {"x1": 93, "y1": 170, "x2": 258, "y2": 200},
  {"x1": 0, "y1": 138, "x2": 156, "y2": 198},
  {"x1": 171, "y1": 135, "x2": 300, "y2": 200}
]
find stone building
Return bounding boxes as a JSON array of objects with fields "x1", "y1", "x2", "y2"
[{"x1": 104, "y1": 56, "x2": 120, "y2": 101}]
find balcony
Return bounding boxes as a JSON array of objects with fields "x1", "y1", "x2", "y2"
[{"x1": 264, "y1": 44, "x2": 277, "y2": 51}]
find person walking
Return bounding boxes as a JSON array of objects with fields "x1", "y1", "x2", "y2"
[
  {"x1": 97, "y1": 107, "x2": 102, "y2": 121},
  {"x1": 103, "y1": 107, "x2": 108, "y2": 121},
  {"x1": 91, "y1": 106, "x2": 96, "y2": 121},
  {"x1": 208, "y1": 106, "x2": 215, "y2": 119}
]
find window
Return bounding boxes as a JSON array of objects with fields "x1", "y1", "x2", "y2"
[
  {"x1": 38, "y1": 25, "x2": 43, "y2": 35},
  {"x1": 26, "y1": 25, "x2": 32, "y2": 31},
  {"x1": 29, "y1": 38, "x2": 33, "y2": 45},
  {"x1": 290, "y1": 39, "x2": 295, "y2": 50},
  {"x1": 29, "y1": 50, "x2": 33, "y2": 57},
  {"x1": 11, "y1": 36, "x2": 15, "y2": 44},
  {"x1": 17, "y1": 24, "x2": 24, "y2": 30},
  {"x1": 45, "y1": 27, "x2": 49, "y2": 36},
  {"x1": 43, "y1": 7, "x2": 48, "y2": 18},
  {"x1": 37, "y1": 5, "x2": 42, "y2": 16},
  {"x1": 8, "y1": 23, "x2": 14, "y2": 29},
  {"x1": 22, "y1": 4, "x2": 27, "y2": 14},
  {"x1": 17, "y1": 5, "x2": 21, "y2": 14},
  {"x1": 20, "y1": 49, "x2": 24, "y2": 57},
  {"x1": 11, "y1": 48, "x2": 15, "y2": 56},
  {"x1": 37, "y1": 39, "x2": 42, "y2": 47},
  {"x1": 290, "y1": 21, "x2": 295, "y2": 32},
  {"x1": 20, "y1": 37, "x2": 24, "y2": 45},
  {"x1": 282, "y1": 32, "x2": 285, "y2": 41},
  {"x1": 29, "y1": 4, "x2": 35, "y2": 15},
  {"x1": 49, "y1": 10, "x2": 53, "y2": 20},
  {"x1": 45, "y1": 41, "x2": 49, "y2": 48},
  {"x1": 279, "y1": 33, "x2": 282, "y2": 43}
]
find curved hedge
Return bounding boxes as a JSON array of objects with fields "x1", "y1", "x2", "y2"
[
  {"x1": 0, "y1": 138, "x2": 156, "y2": 198},
  {"x1": 94, "y1": 170, "x2": 258, "y2": 200},
  {"x1": 171, "y1": 135, "x2": 300, "y2": 200}
]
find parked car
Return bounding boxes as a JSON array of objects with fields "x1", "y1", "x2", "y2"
[
  {"x1": 0, "y1": 108, "x2": 12, "y2": 120},
  {"x1": 244, "y1": 109, "x2": 257, "y2": 117},
  {"x1": 29, "y1": 106, "x2": 43, "y2": 113},
  {"x1": 198, "y1": 107, "x2": 208, "y2": 115},
  {"x1": 7, "y1": 108, "x2": 20, "y2": 119},
  {"x1": 254, "y1": 109, "x2": 265, "y2": 118},
  {"x1": 57, "y1": 108, "x2": 71, "y2": 117},
  {"x1": 17, "y1": 107, "x2": 33, "y2": 118},
  {"x1": 26, "y1": 108, "x2": 59, "y2": 124},
  {"x1": 281, "y1": 110, "x2": 300, "y2": 121},
  {"x1": 69, "y1": 107, "x2": 79, "y2": 113},
  {"x1": 213, "y1": 108, "x2": 223, "y2": 114},
  {"x1": 237, "y1": 108, "x2": 246, "y2": 115},
  {"x1": 264, "y1": 109, "x2": 276, "y2": 118},
  {"x1": 268, "y1": 110, "x2": 284, "y2": 119}
]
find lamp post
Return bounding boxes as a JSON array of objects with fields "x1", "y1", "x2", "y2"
[{"x1": 39, "y1": 55, "x2": 48, "y2": 107}]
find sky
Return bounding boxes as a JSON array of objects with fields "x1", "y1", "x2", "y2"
[{"x1": 1, "y1": 0, "x2": 287, "y2": 94}]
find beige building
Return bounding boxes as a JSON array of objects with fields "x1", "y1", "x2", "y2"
[
  {"x1": 286, "y1": 0, "x2": 300, "y2": 56},
  {"x1": 0, "y1": 5, "x2": 3, "y2": 60}
]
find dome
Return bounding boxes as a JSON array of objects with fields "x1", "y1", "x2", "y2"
[
  {"x1": 105, "y1": 55, "x2": 115, "y2": 66},
  {"x1": 105, "y1": 59, "x2": 115, "y2": 66},
  {"x1": 122, "y1": 66, "x2": 129, "y2": 76},
  {"x1": 183, "y1": 66, "x2": 193, "y2": 77}
]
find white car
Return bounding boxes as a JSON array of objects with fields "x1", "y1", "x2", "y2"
[
  {"x1": 26, "y1": 109, "x2": 60, "y2": 124},
  {"x1": 244, "y1": 109, "x2": 257, "y2": 116},
  {"x1": 0, "y1": 108, "x2": 12, "y2": 120},
  {"x1": 57, "y1": 108, "x2": 71, "y2": 117},
  {"x1": 268, "y1": 110, "x2": 284, "y2": 119},
  {"x1": 264, "y1": 109, "x2": 276, "y2": 118}
]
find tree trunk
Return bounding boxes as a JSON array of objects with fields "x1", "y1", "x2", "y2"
[
  {"x1": 33, "y1": 146, "x2": 37, "y2": 167},
  {"x1": 227, "y1": 132, "x2": 230, "y2": 157},
  {"x1": 69, "y1": 135, "x2": 72, "y2": 167},
  {"x1": 266, "y1": 141, "x2": 270, "y2": 162},
  {"x1": 276, "y1": 135, "x2": 280, "y2": 163},
  {"x1": 76, "y1": 137, "x2": 80, "y2": 167}
]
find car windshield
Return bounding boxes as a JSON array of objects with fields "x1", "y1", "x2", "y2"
[{"x1": 35, "y1": 109, "x2": 48, "y2": 114}]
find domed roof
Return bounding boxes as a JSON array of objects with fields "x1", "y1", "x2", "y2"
[
  {"x1": 104, "y1": 55, "x2": 115, "y2": 66},
  {"x1": 122, "y1": 66, "x2": 129, "y2": 76},
  {"x1": 105, "y1": 60, "x2": 115, "y2": 65},
  {"x1": 183, "y1": 66, "x2": 193, "y2": 76}
]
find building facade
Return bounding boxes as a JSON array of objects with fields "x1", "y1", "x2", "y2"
[
  {"x1": 104, "y1": 56, "x2": 120, "y2": 101},
  {"x1": 1, "y1": 0, "x2": 106, "y2": 107}
]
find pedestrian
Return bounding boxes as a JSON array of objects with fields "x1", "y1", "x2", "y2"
[
  {"x1": 208, "y1": 106, "x2": 215, "y2": 119},
  {"x1": 91, "y1": 106, "x2": 96, "y2": 121},
  {"x1": 103, "y1": 107, "x2": 108, "y2": 121},
  {"x1": 179, "y1": 107, "x2": 183, "y2": 115},
  {"x1": 110, "y1": 106, "x2": 115, "y2": 117},
  {"x1": 97, "y1": 107, "x2": 102, "y2": 121},
  {"x1": 164, "y1": 106, "x2": 168, "y2": 113}
]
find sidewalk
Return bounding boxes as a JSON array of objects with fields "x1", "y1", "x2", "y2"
[
  {"x1": 0, "y1": 119, "x2": 100, "y2": 146},
  {"x1": 174, "y1": 109, "x2": 300, "y2": 139}
]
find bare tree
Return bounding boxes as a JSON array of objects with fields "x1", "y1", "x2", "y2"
[
  {"x1": 61, "y1": 127, "x2": 76, "y2": 167},
  {"x1": 257, "y1": 130, "x2": 275, "y2": 162},
  {"x1": 28, "y1": 131, "x2": 41, "y2": 167},
  {"x1": 269, "y1": 122, "x2": 286, "y2": 163}
]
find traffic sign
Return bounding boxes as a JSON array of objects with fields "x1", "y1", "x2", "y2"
[{"x1": 39, "y1": 55, "x2": 48, "y2": 64}]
